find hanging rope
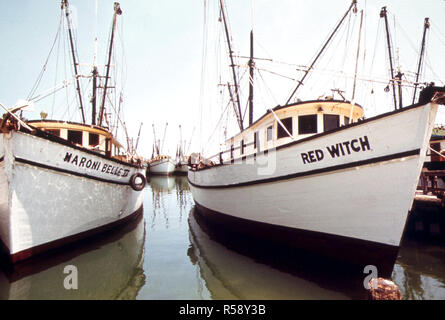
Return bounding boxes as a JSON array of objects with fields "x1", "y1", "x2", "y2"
[
  {"x1": 27, "y1": 11, "x2": 64, "y2": 101},
  {"x1": 429, "y1": 146, "x2": 445, "y2": 159}
]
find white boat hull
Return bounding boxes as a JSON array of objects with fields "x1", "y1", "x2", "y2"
[
  {"x1": 188, "y1": 102, "x2": 439, "y2": 273},
  {"x1": 148, "y1": 158, "x2": 176, "y2": 175},
  {"x1": 174, "y1": 163, "x2": 188, "y2": 175},
  {"x1": 0, "y1": 130, "x2": 145, "y2": 263}
]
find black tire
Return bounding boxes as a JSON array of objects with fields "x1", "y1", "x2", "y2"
[{"x1": 130, "y1": 172, "x2": 146, "y2": 191}]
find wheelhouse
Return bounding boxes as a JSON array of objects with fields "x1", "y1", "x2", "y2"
[
  {"x1": 222, "y1": 100, "x2": 364, "y2": 162},
  {"x1": 27, "y1": 120, "x2": 127, "y2": 160}
]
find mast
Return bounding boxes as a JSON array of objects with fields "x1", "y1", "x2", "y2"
[
  {"x1": 61, "y1": 0, "x2": 86, "y2": 123},
  {"x1": 351, "y1": 10, "x2": 364, "y2": 102},
  {"x1": 412, "y1": 17, "x2": 430, "y2": 104},
  {"x1": 98, "y1": 2, "x2": 122, "y2": 126},
  {"x1": 91, "y1": 66, "x2": 98, "y2": 125},
  {"x1": 131, "y1": 122, "x2": 142, "y2": 154},
  {"x1": 161, "y1": 122, "x2": 168, "y2": 155},
  {"x1": 248, "y1": 30, "x2": 254, "y2": 127},
  {"x1": 286, "y1": 0, "x2": 357, "y2": 105},
  {"x1": 219, "y1": 0, "x2": 243, "y2": 131},
  {"x1": 380, "y1": 6, "x2": 399, "y2": 110},
  {"x1": 152, "y1": 124, "x2": 159, "y2": 157},
  {"x1": 91, "y1": 0, "x2": 99, "y2": 125}
]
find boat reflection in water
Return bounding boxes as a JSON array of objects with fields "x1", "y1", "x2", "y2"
[
  {"x1": 149, "y1": 175, "x2": 175, "y2": 193},
  {"x1": 393, "y1": 239, "x2": 445, "y2": 299},
  {"x1": 188, "y1": 207, "x2": 371, "y2": 300},
  {"x1": 0, "y1": 212, "x2": 146, "y2": 300}
]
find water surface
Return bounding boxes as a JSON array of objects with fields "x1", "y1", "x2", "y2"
[{"x1": 1, "y1": 175, "x2": 444, "y2": 300}]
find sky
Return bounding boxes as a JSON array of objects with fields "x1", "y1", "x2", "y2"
[{"x1": 1, "y1": 0, "x2": 445, "y2": 159}]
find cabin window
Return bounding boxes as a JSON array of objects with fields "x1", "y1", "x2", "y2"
[
  {"x1": 267, "y1": 126, "x2": 273, "y2": 141},
  {"x1": 298, "y1": 115, "x2": 317, "y2": 134},
  {"x1": 230, "y1": 144, "x2": 234, "y2": 159},
  {"x1": 254, "y1": 131, "x2": 261, "y2": 149},
  {"x1": 240, "y1": 140, "x2": 244, "y2": 154},
  {"x1": 46, "y1": 129, "x2": 60, "y2": 137},
  {"x1": 67, "y1": 130, "x2": 83, "y2": 145},
  {"x1": 323, "y1": 114, "x2": 340, "y2": 132},
  {"x1": 89, "y1": 133, "x2": 99, "y2": 146},
  {"x1": 344, "y1": 116, "x2": 350, "y2": 126},
  {"x1": 277, "y1": 117, "x2": 293, "y2": 139}
]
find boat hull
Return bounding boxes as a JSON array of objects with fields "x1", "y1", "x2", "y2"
[
  {"x1": 174, "y1": 163, "x2": 189, "y2": 175},
  {"x1": 0, "y1": 130, "x2": 145, "y2": 263},
  {"x1": 149, "y1": 158, "x2": 176, "y2": 175},
  {"x1": 188, "y1": 102, "x2": 439, "y2": 273}
]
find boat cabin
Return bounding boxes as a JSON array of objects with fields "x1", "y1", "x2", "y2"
[
  {"x1": 28, "y1": 120, "x2": 127, "y2": 160},
  {"x1": 221, "y1": 100, "x2": 364, "y2": 162}
]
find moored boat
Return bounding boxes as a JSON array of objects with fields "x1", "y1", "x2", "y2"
[
  {"x1": 0, "y1": 1, "x2": 146, "y2": 263},
  {"x1": 188, "y1": 0, "x2": 445, "y2": 274},
  {"x1": 148, "y1": 155, "x2": 176, "y2": 176}
]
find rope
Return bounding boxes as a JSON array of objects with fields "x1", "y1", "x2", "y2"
[
  {"x1": 27, "y1": 12, "x2": 64, "y2": 101},
  {"x1": 429, "y1": 146, "x2": 445, "y2": 159},
  {"x1": 268, "y1": 108, "x2": 295, "y2": 140}
]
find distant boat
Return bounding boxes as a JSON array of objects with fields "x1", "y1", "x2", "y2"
[
  {"x1": 188, "y1": 0, "x2": 445, "y2": 274},
  {"x1": 0, "y1": 1, "x2": 146, "y2": 263},
  {"x1": 174, "y1": 162, "x2": 189, "y2": 175},
  {"x1": 148, "y1": 155, "x2": 176, "y2": 176},
  {"x1": 173, "y1": 125, "x2": 190, "y2": 175},
  {"x1": 148, "y1": 122, "x2": 176, "y2": 175}
]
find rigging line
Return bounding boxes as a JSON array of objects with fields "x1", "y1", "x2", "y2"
[
  {"x1": 430, "y1": 22, "x2": 445, "y2": 48},
  {"x1": 29, "y1": 79, "x2": 74, "y2": 103},
  {"x1": 286, "y1": 0, "x2": 357, "y2": 104},
  {"x1": 368, "y1": 18, "x2": 382, "y2": 84},
  {"x1": 255, "y1": 68, "x2": 295, "y2": 81},
  {"x1": 51, "y1": 18, "x2": 63, "y2": 119},
  {"x1": 199, "y1": 0, "x2": 209, "y2": 154},
  {"x1": 27, "y1": 11, "x2": 64, "y2": 101},
  {"x1": 204, "y1": 100, "x2": 231, "y2": 151},
  {"x1": 340, "y1": 7, "x2": 353, "y2": 73},
  {"x1": 256, "y1": 69, "x2": 279, "y2": 106}
]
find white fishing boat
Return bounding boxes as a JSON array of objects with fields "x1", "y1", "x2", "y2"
[
  {"x1": 188, "y1": 0, "x2": 445, "y2": 274},
  {"x1": 148, "y1": 123, "x2": 176, "y2": 175},
  {"x1": 0, "y1": 1, "x2": 146, "y2": 263},
  {"x1": 148, "y1": 155, "x2": 176, "y2": 176},
  {"x1": 174, "y1": 162, "x2": 189, "y2": 175}
]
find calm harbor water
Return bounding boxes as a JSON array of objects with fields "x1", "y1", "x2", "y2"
[{"x1": 1, "y1": 175, "x2": 445, "y2": 300}]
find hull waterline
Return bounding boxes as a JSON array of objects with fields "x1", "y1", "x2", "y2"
[
  {"x1": 188, "y1": 101, "x2": 440, "y2": 273},
  {"x1": 0, "y1": 129, "x2": 145, "y2": 263}
]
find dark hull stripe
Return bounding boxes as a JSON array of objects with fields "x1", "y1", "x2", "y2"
[
  {"x1": 193, "y1": 202, "x2": 398, "y2": 277},
  {"x1": 0, "y1": 205, "x2": 143, "y2": 264},
  {"x1": 189, "y1": 148, "x2": 420, "y2": 189},
  {"x1": 15, "y1": 157, "x2": 131, "y2": 186}
]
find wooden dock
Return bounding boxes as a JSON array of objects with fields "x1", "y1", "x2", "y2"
[{"x1": 404, "y1": 170, "x2": 445, "y2": 241}]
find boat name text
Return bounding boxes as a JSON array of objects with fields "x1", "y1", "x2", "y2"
[
  {"x1": 301, "y1": 135, "x2": 371, "y2": 164},
  {"x1": 63, "y1": 152, "x2": 130, "y2": 177}
]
